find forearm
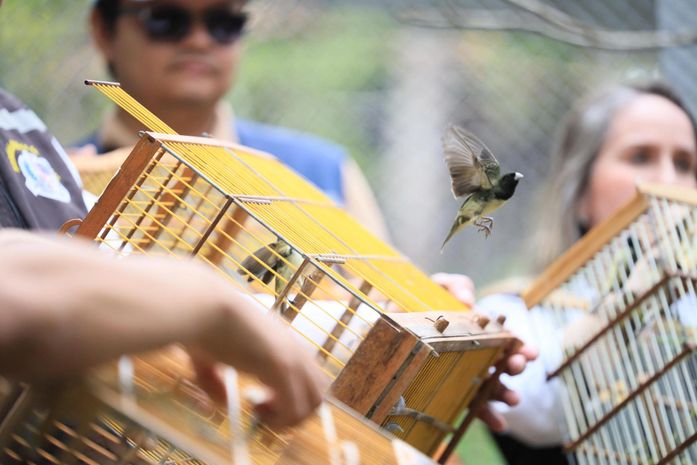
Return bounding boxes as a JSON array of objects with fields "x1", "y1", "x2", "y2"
[
  {"x1": 0, "y1": 231, "x2": 327, "y2": 427},
  {"x1": 0, "y1": 233, "x2": 223, "y2": 379}
]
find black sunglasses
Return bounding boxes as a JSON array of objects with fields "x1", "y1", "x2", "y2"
[{"x1": 120, "y1": 3, "x2": 248, "y2": 45}]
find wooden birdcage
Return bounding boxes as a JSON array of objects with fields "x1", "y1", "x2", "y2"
[
  {"x1": 64, "y1": 80, "x2": 519, "y2": 462},
  {"x1": 0, "y1": 349, "x2": 437, "y2": 465},
  {"x1": 524, "y1": 184, "x2": 697, "y2": 465}
]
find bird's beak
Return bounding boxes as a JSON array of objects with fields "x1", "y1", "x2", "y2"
[{"x1": 514, "y1": 172, "x2": 524, "y2": 180}]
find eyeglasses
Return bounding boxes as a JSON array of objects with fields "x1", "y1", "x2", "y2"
[{"x1": 120, "y1": 3, "x2": 248, "y2": 45}]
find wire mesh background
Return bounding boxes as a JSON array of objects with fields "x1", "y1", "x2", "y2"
[{"x1": 2, "y1": 0, "x2": 697, "y2": 288}]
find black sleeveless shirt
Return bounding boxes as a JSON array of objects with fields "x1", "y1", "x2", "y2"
[{"x1": 0, "y1": 89, "x2": 86, "y2": 230}]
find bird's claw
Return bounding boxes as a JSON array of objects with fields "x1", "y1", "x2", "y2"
[
  {"x1": 474, "y1": 217, "x2": 493, "y2": 237},
  {"x1": 476, "y1": 225, "x2": 491, "y2": 237}
]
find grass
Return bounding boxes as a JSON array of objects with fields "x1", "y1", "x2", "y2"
[{"x1": 456, "y1": 420, "x2": 507, "y2": 465}]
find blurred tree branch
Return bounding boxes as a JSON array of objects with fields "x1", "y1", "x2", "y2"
[{"x1": 396, "y1": 0, "x2": 697, "y2": 51}]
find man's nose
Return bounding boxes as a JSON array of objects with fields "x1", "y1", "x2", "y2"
[{"x1": 181, "y1": 21, "x2": 215, "y2": 48}]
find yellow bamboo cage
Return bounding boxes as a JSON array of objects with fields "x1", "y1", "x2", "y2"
[
  {"x1": 0, "y1": 349, "x2": 436, "y2": 465},
  {"x1": 523, "y1": 184, "x2": 697, "y2": 465},
  {"x1": 59, "y1": 80, "x2": 519, "y2": 461}
]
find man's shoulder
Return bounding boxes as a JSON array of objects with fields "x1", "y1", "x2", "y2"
[
  {"x1": 236, "y1": 119, "x2": 346, "y2": 165},
  {"x1": 0, "y1": 89, "x2": 47, "y2": 133},
  {"x1": 73, "y1": 132, "x2": 101, "y2": 151},
  {"x1": 0, "y1": 88, "x2": 23, "y2": 110}
]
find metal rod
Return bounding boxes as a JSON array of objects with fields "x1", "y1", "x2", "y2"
[
  {"x1": 320, "y1": 281, "x2": 373, "y2": 361},
  {"x1": 655, "y1": 430, "x2": 697, "y2": 465},
  {"x1": 191, "y1": 196, "x2": 233, "y2": 256}
]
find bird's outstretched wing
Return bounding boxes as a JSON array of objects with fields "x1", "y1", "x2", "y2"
[{"x1": 442, "y1": 125, "x2": 500, "y2": 198}]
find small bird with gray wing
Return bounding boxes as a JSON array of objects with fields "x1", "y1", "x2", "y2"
[
  {"x1": 441, "y1": 125, "x2": 523, "y2": 251},
  {"x1": 237, "y1": 239, "x2": 304, "y2": 297}
]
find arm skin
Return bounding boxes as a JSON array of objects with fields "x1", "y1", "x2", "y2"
[{"x1": 0, "y1": 230, "x2": 328, "y2": 428}]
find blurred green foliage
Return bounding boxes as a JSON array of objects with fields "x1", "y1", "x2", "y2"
[
  {"x1": 233, "y1": 7, "x2": 394, "y2": 171},
  {"x1": 457, "y1": 420, "x2": 506, "y2": 465}
]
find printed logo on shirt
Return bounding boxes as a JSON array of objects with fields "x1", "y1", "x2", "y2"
[{"x1": 4, "y1": 139, "x2": 71, "y2": 203}]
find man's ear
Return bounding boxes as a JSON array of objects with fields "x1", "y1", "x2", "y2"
[{"x1": 90, "y1": 8, "x2": 114, "y2": 60}]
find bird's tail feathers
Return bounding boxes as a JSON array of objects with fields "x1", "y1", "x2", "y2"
[{"x1": 440, "y1": 221, "x2": 461, "y2": 253}]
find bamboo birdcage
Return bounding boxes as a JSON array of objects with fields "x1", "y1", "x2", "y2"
[
  {"x1": 0, "y1": 349, "x2": 437, "y2": 465},
  {"x1": 523, "y1": 184, "x2": 697, "y2": 465},
  {"x1": 65, "y1": 80, "x2": 518, "y2": 461},
  {"x1": 71, "y1": 148, "x2": 131, "y2": 197}
]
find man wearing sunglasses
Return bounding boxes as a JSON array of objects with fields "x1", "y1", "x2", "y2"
[{"x1": 82, "y1": 0, "x2": 389, "y2": 239}]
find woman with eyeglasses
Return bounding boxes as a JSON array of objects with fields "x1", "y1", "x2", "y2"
[{"x1": 477, "y1": 81, "x2": 697, "y2": 465}]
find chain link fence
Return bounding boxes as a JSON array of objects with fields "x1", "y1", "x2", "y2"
[{"x1": 2, "y1": 0, "x2": 697, "y2": 289}]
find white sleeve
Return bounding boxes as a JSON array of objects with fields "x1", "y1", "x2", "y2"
[{"x1": 477, "y1": 293, "x2": 568, "y2": 447}]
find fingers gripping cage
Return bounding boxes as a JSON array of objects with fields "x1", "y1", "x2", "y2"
[
  {"x1": 0, "y1": 350, "x2": 438, "y2": 465},
  {"x1": 524, "y1": 184, "x2": 697, "y2": 465},
  {"x1": 66, "y1": 81, "x2": 517, "y2": 459}
]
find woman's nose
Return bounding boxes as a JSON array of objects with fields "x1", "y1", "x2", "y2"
[{"x1": 651, "y1": 154, "x2": 679, "y2": 185}]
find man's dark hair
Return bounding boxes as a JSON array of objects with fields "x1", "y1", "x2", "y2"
[{"x1": 93, "y1": 0, "x2": 120, "y2": 35}]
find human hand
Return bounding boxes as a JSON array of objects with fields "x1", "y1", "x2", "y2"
[
  {"x1": 431, "y1": 272, "x2": 475, "y2": 307},
  {"x1": 249, "y1": 337, "x2": 329, "y2": 428},
  {"x1": 475, "y1": 343, "x2": 538, "y2": 432},
  {"x1": 193, "y1": 294, "x2": 329, "y2": 428}
]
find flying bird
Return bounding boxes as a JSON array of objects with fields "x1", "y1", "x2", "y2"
[{"x1": 441, "y1": 125, "x2": 523, "y2": 251}]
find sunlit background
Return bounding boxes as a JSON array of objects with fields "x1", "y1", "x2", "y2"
[{"x1": 2, "y1": 1, "x2": 697, "y2": 462}]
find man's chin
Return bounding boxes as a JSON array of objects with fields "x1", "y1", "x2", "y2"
[{"x1": 167, "y1": 83, "x2": 225, "y2": 105}]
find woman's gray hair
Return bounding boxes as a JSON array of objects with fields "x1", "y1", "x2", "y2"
[{"x1": 531, "y1": 81, "x2": 697, "y2": 270}]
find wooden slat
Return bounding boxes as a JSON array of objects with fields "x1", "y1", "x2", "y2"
[
  {"x1": 522, "y1": 192, "x2": 648, "y2": 307},
  {"x1": 330, "y1": 318, "x2": 421, "y2": 416},
  {"x1": 369, "y1": 343, "x2": 432, "y2": 424},
  {"x1": 320, "y1": 281, "x2": 373, "y2": 360},
  {"x1": 638, "y1": 182, "x2": 697, "y2": 205},
  {"x1": 75, "y1": 137, "x2": 161, "y2": 240}
]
